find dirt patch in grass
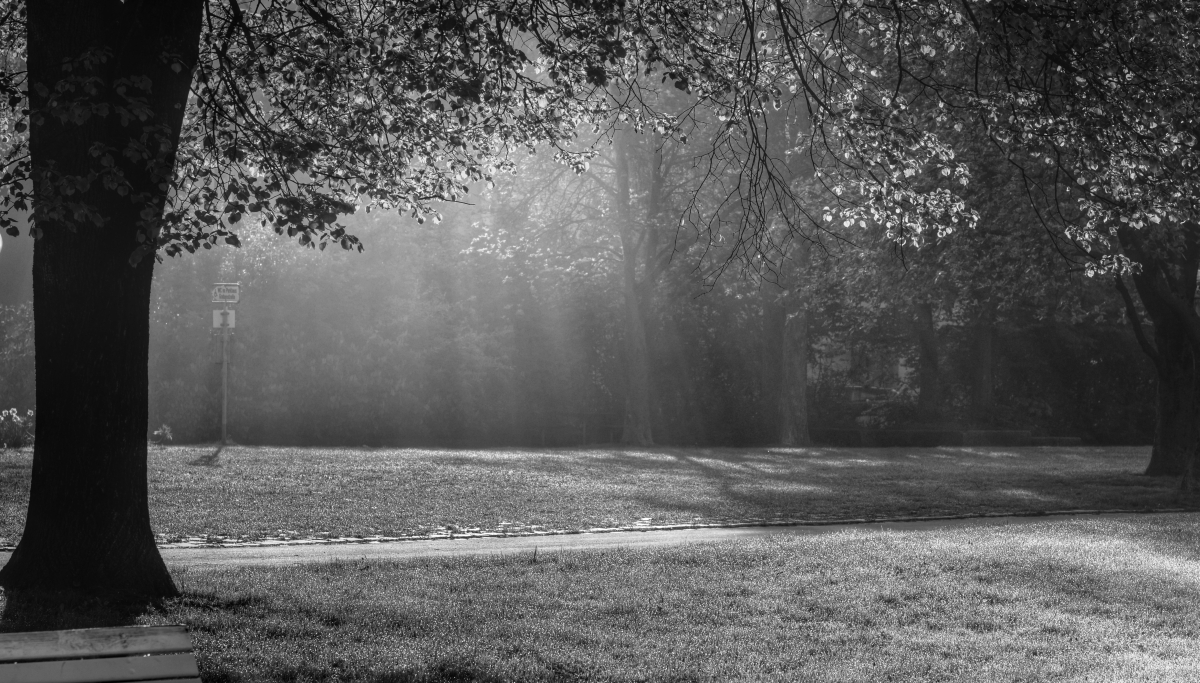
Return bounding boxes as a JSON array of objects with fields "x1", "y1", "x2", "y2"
[
  {"x1": 6, "y1": 515, "x2": 1195, "y2": 681},
  {"x1": 1, "y1": 445, "x2": 1192, "y2": 547}
]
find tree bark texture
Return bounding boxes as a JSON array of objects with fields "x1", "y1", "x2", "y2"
[
  {"x1": 0, "y1": 0, "x2": 203, "y2": 600},
  {"x1": 913, "y1": 302, "x2": 941, "y2": 423}
]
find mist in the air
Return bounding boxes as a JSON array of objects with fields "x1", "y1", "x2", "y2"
[{"x1": 0, "y1": 151, "x2": 1156, "y2": 448}]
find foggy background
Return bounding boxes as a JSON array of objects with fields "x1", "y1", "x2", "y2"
[{"x1": 0, "y1": 149, "x2": 1155, "y2": 448}]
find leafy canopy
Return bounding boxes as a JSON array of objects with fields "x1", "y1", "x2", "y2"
[
  {"x1": 0, "y1": 0, "x2": 1194, "y2": 270},
  {"x1": 0, "y1": 0, "x2": 725, "y2": 260},
  {"x1": 712, "y1": 0, "x2": 1199, "y2": 270}
]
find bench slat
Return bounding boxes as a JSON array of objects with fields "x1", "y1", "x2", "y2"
[
  {"x1": 94, "y1": 679, "x2": 201, "y2": 683},
  {"x1": 0, "y1": 628, "x2": 191, "y2": 663},
  {"x1": 0, "y1": 652, "x2": 198, "y2": 683}
]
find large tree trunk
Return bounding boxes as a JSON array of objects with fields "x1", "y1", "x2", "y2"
[
  {"x1": 0, "y1": 1, "x2": 203, "y2": 601},
  {"x1": 914, "y1": 302, "x2": 941, "y2": 423},
  {"x1": 1122, "y1": 265, "x2": 1199, "y2": 477},
  {"x1": 1116, "y1": 224, "x2": 1200, "y2": 482}
]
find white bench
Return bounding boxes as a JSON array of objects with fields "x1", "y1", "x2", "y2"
[{"x1": 0, "y1": 625, "x2": 198, "y2": 682}]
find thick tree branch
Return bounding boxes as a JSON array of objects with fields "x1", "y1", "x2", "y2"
[
  {"x1": 1115, "y1": 274, "x2": 1160, "y2": 367},
  {"x1": 1152, "y1": 270, "x2": 1200, "y2": 348}
]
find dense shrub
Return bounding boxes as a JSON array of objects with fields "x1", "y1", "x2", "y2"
[{"x1": 0, "y1": 408, "x2": 34, "y2": 448}]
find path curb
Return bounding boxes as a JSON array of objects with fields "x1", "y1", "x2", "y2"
[
  {"x1": 155, "y1": 506, "x2": 1200, "y2": 549},
  {"x1": 150, "y1": 510, "x2": 1200, "y2": 568},
  {"x1": 4, "y1": 507, "x2": 1197, "y2": 553}
]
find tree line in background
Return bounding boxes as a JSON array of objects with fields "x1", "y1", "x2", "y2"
[
  {"x1": 0, "y1": 0, "x2": 1181, "y2": 458},
  {"x1": 0, "y1": 142, "x2": 1156, "y2": 448}
]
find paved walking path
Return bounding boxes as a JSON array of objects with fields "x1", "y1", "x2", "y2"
[
  {"x1": 2, "y1": 511, "x2": 1193, "y2": 570},
  {"x1": 158, "y1": 510, "x2": 1198, "y2": 568}
]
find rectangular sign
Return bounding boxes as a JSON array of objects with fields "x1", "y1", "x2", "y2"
[
  {"x1": 211, "y1": 283, "x2": 240, "y2": 304},
  {"x1": 212, "y1": 309, "x2": 236, "y2": 328}
]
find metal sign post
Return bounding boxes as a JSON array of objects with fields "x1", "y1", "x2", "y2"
[{"x1": 212, "y1": 284, "x2": 240, "y2": 445}]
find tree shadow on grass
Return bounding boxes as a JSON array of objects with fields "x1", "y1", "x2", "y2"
[
  {"x1": 426, "y1": 445, "x2": 1188, "y2": 525},
  {"x1": 946, "y1": 519, "x2": 1200, "y2": 636},
  {"x1": 203, "y1": 659, "x2": 505, "y2": 683},
  {"x1": 360, "y1": 657, "x2": 511, "y2": 683},
  {"x1": 425, "y1": 445, "x2": 821, "y2": 492},
  {"x1": 448, "y1": 445, "x2": 1048, "y2": 481},
  {"x1": 0, "y1": 589, "x2": 153, "y2": 632},
  {"x1": 621, "y1": 463, "x2": 1197, "y2": 524},
  {"x1": 201, "y1": 654, "x2": 701, "y2": 683},
  {"x1": 188, "y1": 444, "x2": 224, "y2": 467}
]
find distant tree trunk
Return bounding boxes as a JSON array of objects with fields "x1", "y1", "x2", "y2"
[
  {"x1": 972, "y1": 300, "x2": 997, "y2": 425},
  {"x1": 765, "y1": 240, "x2": 812, "y2": 446},
  {"x1": 914, "y1": 302, "x2": 941, "y2": 423},
  {"x1": 660, "y1": 311, "x2": 705, "y2": 444},
  {"x1": 490, "y1": 195, "x2": 554, "y2": 446},
  {"x1": 620, "y1": 284, "x2": 654, "y2": 445},
  {"x1": 0, "y1": 0, "x2": 204, "y2": 601},
  {"x1": 783, "y1": 238, "x2": 813, "y2": 446},
  {"x1": 504, "y1": 262, "x2": 547, "y2": 445},
  {"x1": 781, "y1": 305, "x2": 812, "y2": 446},
  {"x1": 761, "y1": 285, "x2": 785, "y2": 441},
  {"x1": 614, "y1": 131, "x2": 653, "y2": 445}
]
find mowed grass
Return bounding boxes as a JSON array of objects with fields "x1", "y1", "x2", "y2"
[
  {"x1": 6, "y1": 515, "x2": 1197, "y2": 681},
  {"x1": 0, "y1": 445, "x2": 1193, "y2": 546}
]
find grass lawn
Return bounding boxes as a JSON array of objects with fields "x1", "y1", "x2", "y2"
[
  {"x1": 5, "y1": 515, "x2": 1198, "y2": 681},
  {"x1": 0, "y1": 445, "x2": 1193, "y2": 547}
]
